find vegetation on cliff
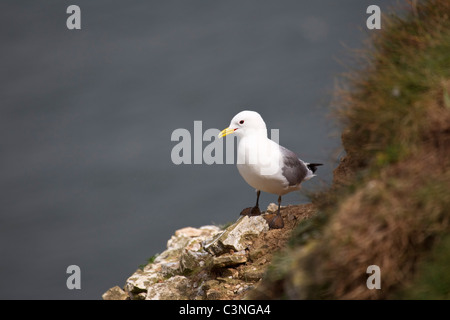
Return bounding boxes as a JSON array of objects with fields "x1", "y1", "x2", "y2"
[{"x1": 250, "y1": 0, "x2": 450, "y2": 299}]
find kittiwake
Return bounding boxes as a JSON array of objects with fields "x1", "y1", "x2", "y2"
[{"x1": 218, "y1": 110, "x2": 322, "y2": 229}]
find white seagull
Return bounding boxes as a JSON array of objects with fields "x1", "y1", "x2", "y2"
[{"x1": 219, "y1": 110, "x2": 322, "y2": 229}]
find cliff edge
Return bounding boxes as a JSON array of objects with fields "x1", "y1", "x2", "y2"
[{"x1": 103, "y1": 203, "x2": 317, "y2": 300}]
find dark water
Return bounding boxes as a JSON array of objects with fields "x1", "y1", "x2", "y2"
[{"x1": 0, "y1": 0, "x2": 395, "y2": 299}]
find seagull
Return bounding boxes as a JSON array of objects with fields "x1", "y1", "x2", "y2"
[{"x1": 218, "y1": 110, "x2": 322, "y2": 229}]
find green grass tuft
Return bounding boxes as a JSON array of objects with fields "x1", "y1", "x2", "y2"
[
  {"x1": 138, "y1": 254, "x2": 158, "y2": 271},
  {"x1": 397, "y1": 234, "x2": 450, "y2": 299}
]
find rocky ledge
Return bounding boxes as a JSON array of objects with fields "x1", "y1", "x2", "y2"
[{"x1": 102, "y1": 203, "x2": 316, "y2": 300}]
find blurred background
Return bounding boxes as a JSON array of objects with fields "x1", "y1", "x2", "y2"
[{"x1": 0, "y1": 0, "x2": 395, "y2": 299}]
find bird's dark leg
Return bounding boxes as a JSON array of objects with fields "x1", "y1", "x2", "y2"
[
  {"x1": 240, "y1": 190, "x2": 262, "y2": 216},
  {"x1": 251, "y1": 190, "x2": 262, "y2": 215},
  {"x1": 268, "y1": 195, "x2": 284, "y2": 229}
]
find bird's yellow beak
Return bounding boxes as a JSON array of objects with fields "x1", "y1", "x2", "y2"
[{"x1": 218, "y1": 127, "x2": 236, "y2": 138}]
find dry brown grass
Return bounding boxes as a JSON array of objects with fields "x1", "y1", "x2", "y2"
[
  {"x1": 319, "y1": 160, "x2": 449, "y2": 299},
  {"x1": 308, "y1": 61, "x2": 450, "y2": 299},
  {"x1": 251, "y1": 0, "x2": 450, "y2": 300},
  {"x1": 333, "y1": 0, "x2": 450, "y2": 172}
]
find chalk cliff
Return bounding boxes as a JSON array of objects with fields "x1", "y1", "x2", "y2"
[{"x1": 103, "y1": 203, "x2": 316, "y2": 300}]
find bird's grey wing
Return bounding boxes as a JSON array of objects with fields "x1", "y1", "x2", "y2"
[{"x1": 279, "y1": 146, "x2": 308, "y2": 186}]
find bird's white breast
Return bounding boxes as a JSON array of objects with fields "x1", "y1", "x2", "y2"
[{"x1": 236, "y1": 135, "x2": 298, "y2": 195}]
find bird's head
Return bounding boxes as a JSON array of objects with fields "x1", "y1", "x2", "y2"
[{"x1": 218, "y1": 110, "x2": 267, "y2": 139}]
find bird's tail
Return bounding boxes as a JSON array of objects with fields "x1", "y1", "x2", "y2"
[{"x1": 306, "y1": 163, "x2": 323, "y2": 174}]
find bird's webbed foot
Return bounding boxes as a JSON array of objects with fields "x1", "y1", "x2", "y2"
[
  {"x1": 240, "y1": 206, "x2": 262, "y2": 216},
  {"x1": 267, "y1": 213, "x2": 284, "y2": 229}
]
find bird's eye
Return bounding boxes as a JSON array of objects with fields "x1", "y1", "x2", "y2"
[{"x1": 239, "y1": 120, "x2": 245, "y2": 125}]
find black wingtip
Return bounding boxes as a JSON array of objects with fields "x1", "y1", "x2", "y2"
[{"x1": 307, "y1": 163, "x2": 323, "y2": 173}]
